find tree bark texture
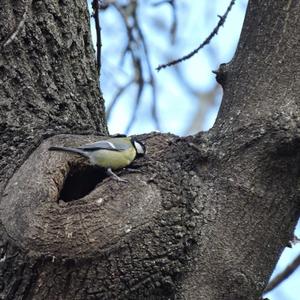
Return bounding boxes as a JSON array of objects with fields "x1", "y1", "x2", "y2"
[
  {"x1": 0, "y1": 0, "x2": 299, "y2": 300},
  {"x1": 0, "y1": 0, "x2": 107, "y2": 193}
]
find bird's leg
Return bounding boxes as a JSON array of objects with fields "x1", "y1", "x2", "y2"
[{"x1": 106, "y1": 168, "x2": 127, "y2": 182}]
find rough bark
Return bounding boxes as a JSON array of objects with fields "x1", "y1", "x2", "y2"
[
  {"x1": 0, "y1": 0, "x2": 107, "y2": 193},
  {"x1": 0, "y1": 0, "x2": 299, "y2": 300}
]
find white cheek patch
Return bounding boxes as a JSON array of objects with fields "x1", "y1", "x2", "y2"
[{"x1": 134, "y1": 141, "x2": 144, "y2": 154}]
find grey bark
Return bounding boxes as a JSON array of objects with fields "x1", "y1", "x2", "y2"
[{"x1": 0, "y1": 0, "x2": 299, "y2": 300}]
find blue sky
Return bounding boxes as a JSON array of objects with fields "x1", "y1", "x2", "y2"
[{"x1": 98, "y1": 0, "x2": 248, "y2": 135}]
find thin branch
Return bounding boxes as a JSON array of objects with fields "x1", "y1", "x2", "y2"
[
  {"x1": 106, "y1": 79, "x2": 135, "y2": 119},
  {"x1": 152, "y1": 0, "x2": 173, "y2": 6},
  {"x1": 134, "y1": 15, "x2": 160, "y2": 130},
  {"x1": 287, "y1": 234, "x2": 300, "y2": 248},
  {"x1": 156, "y1": 0, "x2": 235, "y2": 71},
  {"x1": 92, "y1": 0, "x2": 101, "y2": 76},
  {"x1": 169, "y1": 0, "x2": 178, "y2": 44},
  {"x1": 152, "y1": 0, "x2": 177, "y2": 44},
  {"x1": 112, "y1": 3, "x2": 136, "y2": 66},
  {"x1": 112, "y1": 3, "x2": 144, "y2": 133},
  {"x1": 292, "y1": 234, "x2": 300, "y2": 245},
  {"x1": 125, "y1": 62, "x2": 145, "y2": 134},
  {"x1": 111, "y1": 1, "x2": 160, "y2": 132},
  {"x1": 264, "y1": 253, "x2": 300, "y2": 294}
]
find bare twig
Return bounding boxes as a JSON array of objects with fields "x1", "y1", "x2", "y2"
[
  {"x1": 169, "y1": 0, "x2": 178, "y2": 44},
  {"x1": 134, "y1": 16, "x2": 160, "y2": 130},
  {"x1": 112, "y1": 2, "x2": 136, "y2": 65},
  {"x1": 110, "y1": 1, "x2": 160, "y2": 132},
  {"x1": 152, "y1": 0, "x2": 177, "y2": 44},
  {"x1": 152, "y1": 0, "x2": 172, "y2": 6},
  {"x1": 2, "y1": 6, "x2": 28, "y2": 49},
  {"x1": 287, "y1": 234, "x2": 300, "y2": 247},
  {"x1": 156, "y1": 0, "x2": 235, "y2": 71},
  {"x1": 92, "y1": 0, "x2": 101, "y2": 76},
  {"x1": 106, "y1": 79, "x2": 135, "y2": 119},
  {"x1": 292, "y1": 234, "x2": 300, "y2": 245},
  {"x1": 112, "y1": 2, "x2": 144, "y2": 133},
  {"x1": 125, "y1": 67, "x2": 144, "y2": 134},
  {"x1": 264, "y1": 253, "x2": 300, "y2": 294}
]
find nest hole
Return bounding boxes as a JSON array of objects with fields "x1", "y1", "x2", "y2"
[{"x1": 59, "y1": 165, "x2": 106, "y2": 202}]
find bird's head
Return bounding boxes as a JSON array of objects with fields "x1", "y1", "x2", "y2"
[{"x1": 131, "y1": 138, "x2": 146, "y2": 157}]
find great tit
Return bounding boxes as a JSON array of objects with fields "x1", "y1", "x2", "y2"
[{"x1": 49, "y1": 136, "x2": 146, "y2": 182}]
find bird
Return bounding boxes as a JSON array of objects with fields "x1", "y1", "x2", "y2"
[{"x1": 48, "y1": 136, "x2": 146, "y2": 182}]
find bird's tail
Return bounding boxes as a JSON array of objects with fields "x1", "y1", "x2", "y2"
[{"x1": 48, "y1": 146, "x2": 90, "y2": 159}]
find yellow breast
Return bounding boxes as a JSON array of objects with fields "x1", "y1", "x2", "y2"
[{"x1": 91, "y1": 147, "x2": 136, "y2": 170}]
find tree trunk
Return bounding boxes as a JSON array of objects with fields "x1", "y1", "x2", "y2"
[{"x1": 0, "y1": 0, "x2": 299, "y2": 299}]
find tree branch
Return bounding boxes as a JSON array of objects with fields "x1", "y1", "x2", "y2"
[
  {"x1": 92, "y1": 0, "x2": 101, "y2": 76},
  {"x1": 264, "y1": 253, "x2": 300, "y2": 294},
  {"x1": 156, "y1": 0, "x2": 235, "y2": 71}
]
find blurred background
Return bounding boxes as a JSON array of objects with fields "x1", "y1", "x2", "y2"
[{"x1": 89, "y1": 0, "x2": 300, "y2": 298}]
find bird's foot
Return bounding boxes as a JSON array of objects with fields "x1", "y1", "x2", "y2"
[{"x1": 106, "y1": 168, "x2": 128, "y2": 183}]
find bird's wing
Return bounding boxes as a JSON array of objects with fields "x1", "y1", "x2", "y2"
[{"x1": 78, "y1": 139, "x2": 129, "y2": 152}]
